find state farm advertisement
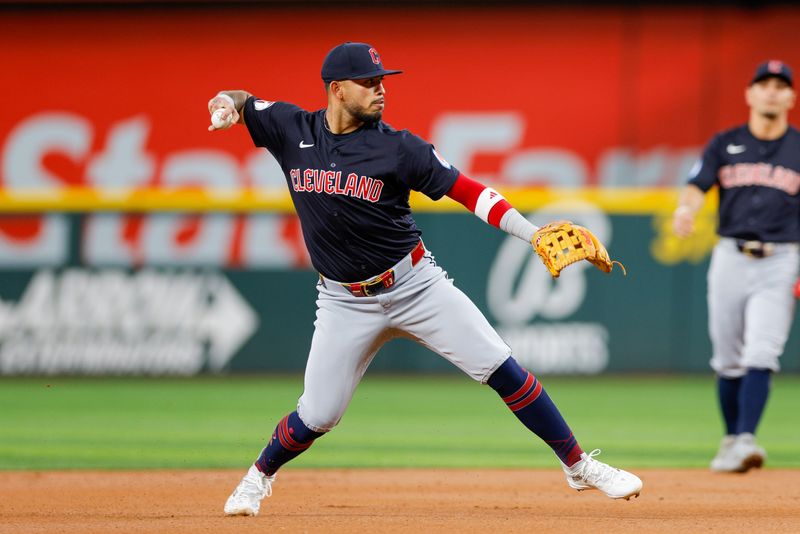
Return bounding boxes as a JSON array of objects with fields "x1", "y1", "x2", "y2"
[
  {"x1": 4, "y1": 6, "x2": 800, "y2": 198},
  {"x1": 3, "y1": 6, "x2": 800, "y2": 266}
]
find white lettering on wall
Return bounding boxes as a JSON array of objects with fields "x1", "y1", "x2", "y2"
[
  {"x1": 486, "y1": 200, "x2": 613, "y2": 374},
  {"x1": 0, "y1": 269, "x2": 258, "y2": 375},
  {"x1": 1, "y1": 112, "x2": 307, "y2": 268},
  {"x1": 0, "y1": 111, "x2": 701, "y2": 269},
  {"x1": 429, "y1": 112, "x2": 700, "y2": 186}
]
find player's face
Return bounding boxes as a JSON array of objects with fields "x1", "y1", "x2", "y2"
[
  {"x1": 746, "y1": 77, "x2": 796, "y2": 119},
  {"x1": 341, "y1": 76, "x2": 386, "y2": 124}
]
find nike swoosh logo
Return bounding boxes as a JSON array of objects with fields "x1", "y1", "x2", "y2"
[
  {"x1": 726, "y1": 144, "x2": 746, "y2": 154},
  {"x1": 299, "y1": 141, "x2": 314, "y2": 148}
]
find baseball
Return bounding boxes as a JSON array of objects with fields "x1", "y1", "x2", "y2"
[{"x1": 211, "y1": 108, "x2": 233, "y2": 129}]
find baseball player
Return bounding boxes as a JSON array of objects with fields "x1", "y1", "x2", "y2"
[
  {"x1": 210, "y1": 42, "x2": 642, "y2": 517},
  {"x1": 673, "y1": 60, "x2": 799, "y2": 473}
]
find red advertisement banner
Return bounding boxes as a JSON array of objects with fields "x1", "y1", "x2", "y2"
[
  {"x1": 1, "y1": 6, "x2": 798, "y2": 266},
  {"x1": 3, "y1": 6, "x2": 800, "y2": 192}
]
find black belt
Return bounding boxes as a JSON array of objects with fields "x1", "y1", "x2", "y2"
[{"x1": 735, "y1": 239, "x2": 774, "y2": 258}]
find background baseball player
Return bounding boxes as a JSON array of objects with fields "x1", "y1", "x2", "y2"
[
  {"x1": 209, "y1": 42, "x2": 642, "y2": 517},
  {"x1": 672, "y1": 60, "x2": 799, "y2": 472}
]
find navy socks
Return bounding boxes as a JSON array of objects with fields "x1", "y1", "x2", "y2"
[
  {"x1": 488, "y1": 357, "x2": 583, "y2": 466},
  {"x1": 737, "y1": 368, "x2": 772, "y2": 435},
  {"x1": 254, "y1": 357, "x2": 588, "y2": 477},
  {"x1": 717, "y1": 376, "x2": 742, "y2": 435},
  {"x1": 717, "y1": 368, "x2": 772, "y2": 436},
  {"x1": 255, "y1": 411, "x2": 324, "y2": 476}
]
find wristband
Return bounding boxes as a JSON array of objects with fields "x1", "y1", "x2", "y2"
[{"x1": 215, "y1": 93, "x2": 236, "y2": 107}]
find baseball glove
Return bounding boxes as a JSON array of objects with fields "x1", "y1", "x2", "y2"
[{"x1": 532, "y1": 220, "x2": 626, "y2": 278}]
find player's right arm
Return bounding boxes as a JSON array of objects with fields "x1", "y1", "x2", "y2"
[
  {"x1": 672, "y1": 135, "x2": 722, "y2": 238},
  {"x1": 672, "y1": 184, "x2": 705, "y2": 237},
  {"x1": 208, "y1": 90, "x2": 253, "y2": 131}
]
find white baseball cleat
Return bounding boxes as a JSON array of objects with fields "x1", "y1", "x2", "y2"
[
  {"x1": 224, "y1": 465, "x2": 275, "y2": 516},
  {"x1": 710, "y1": 435, "x2": 738, "y2": 472},
  {"x1": 711, "y1": 433, "x2": 766, "y2": 473},
  {"x1": 561, "y1": 449, "x2": 643, "y2": 500}
]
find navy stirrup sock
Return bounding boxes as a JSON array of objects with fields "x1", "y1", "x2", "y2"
[
  {"x1": 737, "y1": 368, "x2": 771, "y2": 435},
  {"x1": 717, "y1": 375, "x2": 741, "y2": 435},
  {"x1": 488, "y1": 357, "x2": 583, "y2": 466},
  {"x1": 255, "y1": 411, "x2": 324, "y2": 476}
]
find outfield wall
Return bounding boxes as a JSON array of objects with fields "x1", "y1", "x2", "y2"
[
  {"x1": 2, "y1": 5, "x2": 800, "y2": 374},
  {"x1": 2, "y1": 208, "x2": 800, "y2": 375}
]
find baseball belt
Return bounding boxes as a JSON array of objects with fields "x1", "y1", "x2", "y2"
[
  {"x1": 735, "y1": 239, "x2": 775, "y2": 259},
  {"x1": 321, "y1": 240, "x2": 426, "y2": 297}
]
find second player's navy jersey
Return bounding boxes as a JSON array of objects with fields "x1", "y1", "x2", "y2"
[
  {"x1": 688, "y1": 124, "x2": 800, "y2": 242},
  {"x1": 243, "y1": 97, "x2": 460, "y2": 282}
]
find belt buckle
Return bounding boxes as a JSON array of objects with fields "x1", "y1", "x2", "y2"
[
  {"x1": 360, "y1": 269, "x2": 395, "y2": 296},
  {"x1": 741, "y1": 240, "x2": 764, "y2": 258}
]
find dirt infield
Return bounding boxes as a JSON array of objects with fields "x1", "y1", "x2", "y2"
[{"x1": 1, "y1": 468, "x2": 799, "y2": 533}]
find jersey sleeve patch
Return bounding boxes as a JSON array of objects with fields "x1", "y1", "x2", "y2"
[
  {"x1": 687, "y1": 133, "x2": 724, "y2": 192},
  {"x1": 687, "y1": 159, "x2": 702, "y2": 180},
  {"x1": 254, "y1": 100, "x2": 275, "y2": 111},
  {"x1": 432, "y1": 148, "x2": 452, "y2": 169},
  {"x1": 244, "y1": 98, "x2": 304, "y2": 155},
  {"x1": 397, "y1": 132, "x2": 459, "y2": 200}
]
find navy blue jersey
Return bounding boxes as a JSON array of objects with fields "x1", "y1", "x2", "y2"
[
  {"x1": 688, "y1": 125, "x2": 800, "y2": 242},
  {"x1": 243, "y1": 97, "x2": 459, "y2": 282}
]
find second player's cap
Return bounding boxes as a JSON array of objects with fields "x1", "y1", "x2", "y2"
[
  {"x1": 321, "y1": 42, "x2": 403, "y2": 83},
  {"x1": 750, "y1": 60, "x2": 794, "y2": 87}
]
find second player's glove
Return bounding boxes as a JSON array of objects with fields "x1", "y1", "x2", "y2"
[{"x1": 532, "y1": 220, "x2": 626, "y2": 278}]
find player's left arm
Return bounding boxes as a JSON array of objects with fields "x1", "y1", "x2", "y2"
[
  {"x1": 445, "y1": 173, "x2": 539, "y2": 243},
  {"x1": 446, "y1": 174, "x2": 622, "y2": 277},
  {"x1": 396, "y1": 133, "x2": 537, "y2": 243},
  {"x1": 402, "y1": 133, "x2": 617, "y2": 277}
]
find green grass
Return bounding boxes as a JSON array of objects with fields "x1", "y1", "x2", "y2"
[{"x1": 1, "y1": 375, "x2": 798, "y2": 470}]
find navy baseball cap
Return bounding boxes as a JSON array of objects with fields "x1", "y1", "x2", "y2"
[
  {"x1": 750, "y1": 60, "x2": 793, "y2": 87},
  {"x1": 321, "y1": 42, "x2": 403, "y2": 83}
]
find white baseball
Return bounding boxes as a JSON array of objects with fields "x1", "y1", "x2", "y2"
[{"x1": 211, "y1": 108, "x2": 233, "y2": 129}]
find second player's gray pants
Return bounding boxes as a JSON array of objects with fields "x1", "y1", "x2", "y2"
[{"x1": 707, "y1": 237, "x2": 799, "y2": 378}]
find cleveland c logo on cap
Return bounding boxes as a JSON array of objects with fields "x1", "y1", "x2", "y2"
[
  {"x1": 768, "y1": 60, "x2": 784, "y2": 73},
  {"x1": 369, "y1": 48, "x2": 381, "y2": 65}
]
